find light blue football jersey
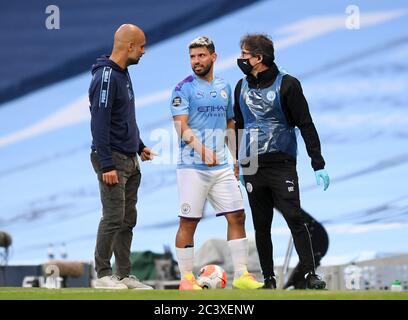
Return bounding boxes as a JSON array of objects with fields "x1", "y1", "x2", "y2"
[{"x1": 170, "y1": 74, "x2": 234, "y2": 170}]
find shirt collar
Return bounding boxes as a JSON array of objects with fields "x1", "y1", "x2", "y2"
[{"x1": 247, "y1": 63, "x2": 279, "y2": 86}]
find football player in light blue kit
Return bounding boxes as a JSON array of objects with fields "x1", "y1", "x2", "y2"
[{"x1": 170, "y1": 36, "x2": 263, "y2": 290}]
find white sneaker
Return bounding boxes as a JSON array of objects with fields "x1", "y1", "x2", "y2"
[
  {"x1": 93, "y1": 275, "x2": 128, "y2": 289},
  {"x1": 120, "y1": 275, "x2": 154, "y2": 290}
]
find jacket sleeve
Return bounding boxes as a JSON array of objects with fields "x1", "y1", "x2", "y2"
[
  {"x1": 89, "y1": 67, "x2": 117, "y2": 172},
  {"x1": 281, "y1": 75, "x2": 325, "y2": 170}
]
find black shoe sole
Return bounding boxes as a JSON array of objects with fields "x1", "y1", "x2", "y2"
[{"x1": 307, "y1": 282, "x2": 326, "y2": 290}]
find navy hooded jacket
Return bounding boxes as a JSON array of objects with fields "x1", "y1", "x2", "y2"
[{"x1": 89, "y1": 56, "x2": 145, "y2": 172}]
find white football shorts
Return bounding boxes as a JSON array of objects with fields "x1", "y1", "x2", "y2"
[{"x1": 177, "y1": 167, "x2": 244, "y2": 219}]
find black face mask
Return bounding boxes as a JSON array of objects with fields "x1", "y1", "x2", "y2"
[{"x1": 237, "y1": 58, "x2": 253, "y2": 75}]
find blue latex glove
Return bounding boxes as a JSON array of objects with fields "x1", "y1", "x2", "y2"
[{"x1": 315, "y1": 169, "x2": 330, "y2": 191}]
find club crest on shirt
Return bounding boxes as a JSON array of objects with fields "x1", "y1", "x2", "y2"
[
  {"x1": 266, "y1": 90, "x2": 276, "y2": 102},
  {"x1": 181, "y1": 203, "x2": 191, "y2": 214},
  {"x1": 172, "y1": 96, "x2": 182, "y2": 107},
  {"x1": 220, "y1": 89, "x2": 228, "y2": 100}
]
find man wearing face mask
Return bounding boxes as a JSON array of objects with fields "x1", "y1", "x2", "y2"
[{"x1": 234, "y1": 33, "x2": 330, "y2": 289}]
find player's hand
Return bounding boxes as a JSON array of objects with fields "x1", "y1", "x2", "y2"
[
  {"x1": 233, "y1": 163, "x2": 240, "y2": 180},
  {"x1": 202, "y1": 148, "x2": 218, "y2": 167},
  {"x1": 102, "y1": 170, "x2": 119, "y2": 185},
  {"x1": 140, "y1": 147, "x2": 158, "y2": 161}
]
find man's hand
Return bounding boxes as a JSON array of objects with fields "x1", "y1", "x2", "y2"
[
  {"x1": 102, "y1": 170, "x2": 119, "y2": 185},
  {"x1": 202, "y1": 147, "x2": 218, "y2": 167},
  {"x1": 140, "y1": 147, "x2": 158, "y2": 161}
]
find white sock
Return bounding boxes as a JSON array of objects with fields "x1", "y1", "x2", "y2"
[
  {"x1": 228, "y1": 237, "x2": 249, "y2": 278},
  {"x1": 175, "y1": 247, "x2": 194, "y2": 278}
]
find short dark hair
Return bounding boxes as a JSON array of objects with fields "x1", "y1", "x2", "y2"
[
  {"x1": 188, "y1": 36, "x2": 215, "y2": 54},
  {"x1": 240, "y1": 33, "x2": 274, "y2": 66}
]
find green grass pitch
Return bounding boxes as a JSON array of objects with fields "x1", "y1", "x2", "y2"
[{"x1": 0, "y1": 288, "x2": 407, "y2": 300}]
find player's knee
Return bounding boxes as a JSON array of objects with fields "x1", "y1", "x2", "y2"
[
  {"x1": 179, "y1": 217, "x2": 199, "y2": 231},
  {"x1": 226, "y1": 211, "x2": 246, "y2": 225}
]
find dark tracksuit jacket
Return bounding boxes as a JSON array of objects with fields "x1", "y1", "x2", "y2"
[{"x1": 89, "y1": 56, "x2": 145, "y2": 172}]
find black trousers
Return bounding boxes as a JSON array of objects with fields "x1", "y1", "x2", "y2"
[
  {"x1": 284, "y1": 209, "x2": 329, "y2": 289},
  {"x1": 243, "y1": 160, "x2": 315, "y2": 279}
]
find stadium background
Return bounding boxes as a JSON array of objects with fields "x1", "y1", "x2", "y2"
[{"x1": 0, "y1": 0, "x2": 407, "y2": 274}]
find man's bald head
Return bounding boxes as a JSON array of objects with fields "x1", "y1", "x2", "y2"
[
  {"x1": 111, "y1": 24, "x2": 146, "y2": 67},
  {"x1": 114, "y1": 24, "x2": 144, "y2": 46}
]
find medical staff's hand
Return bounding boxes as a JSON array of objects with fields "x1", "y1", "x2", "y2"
[{"x1": 315, "y1": 169, "x2": 330, "y2": 191}]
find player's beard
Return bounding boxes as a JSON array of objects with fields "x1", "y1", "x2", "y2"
[{"x1": 192, "y1": 61, "x2": 213, "y2": 77}]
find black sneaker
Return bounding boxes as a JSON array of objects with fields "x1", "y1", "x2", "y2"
[
  {"x1": 262, "y1": 276, "x2": 277, "y2": 289},
  {"x1": 305, "y1": 273, "x2": 326, "y2": 290}
]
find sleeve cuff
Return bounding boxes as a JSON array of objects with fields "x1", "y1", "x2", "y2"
[
  {"x1": 101, "y1": 165, "x2": 116, "y2": 173},
  {"x1": 312, "y1": 164, "x2": 325, "y2": 171},
  {"x1": 138, "y1": 142, "x2": 146, "y2": 155},
  {"x1": 171, "y1": 110, "x2": 189, "y2": 116}
]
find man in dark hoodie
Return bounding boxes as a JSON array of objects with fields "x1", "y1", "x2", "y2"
[
  {"x1": 235, "y1": 33, "x2": 330, "y2": 290},
  {"x1": 89, "y1": 24, "x2": 156, "y2": 289}
]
